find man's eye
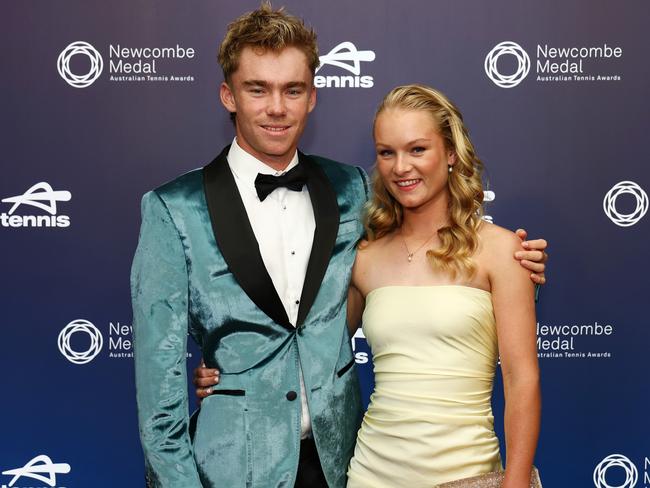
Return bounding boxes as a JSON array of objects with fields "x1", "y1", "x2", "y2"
[
  {"x1": 250, "y1": 88, "x2": 264, "y2": 94},
  {"x1": 287, "y1": 89, "x2": 302, "y2": 95}
]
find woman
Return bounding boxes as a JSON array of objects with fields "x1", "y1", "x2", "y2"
[{"x1": 345, "y1": 84, "x2": 540, "y2": 487}]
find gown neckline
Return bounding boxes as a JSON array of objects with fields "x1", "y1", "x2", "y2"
[{"x1": 366, "y1": 284, "x2": 492, "y2": 299}]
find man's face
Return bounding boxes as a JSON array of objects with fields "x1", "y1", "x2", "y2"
[{"x1": 220, "y1": 46, "x2": 317, "y2": 169}]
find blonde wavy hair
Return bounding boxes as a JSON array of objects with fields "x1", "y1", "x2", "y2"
[
  {"x1": 365, "y1": 84, "x2": 485, "y2": 279},
  {"x1": 218, "y1": 1, "x2": 319, "y2": 82}
]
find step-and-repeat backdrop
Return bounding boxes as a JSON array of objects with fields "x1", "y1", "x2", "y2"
[{"x1": 2, "y1": 1, "x2": 648, "y2": 486}]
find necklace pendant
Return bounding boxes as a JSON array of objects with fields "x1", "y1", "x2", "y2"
[{"x1": 407, "y1": 253, "x2": 413, "y2": 262}]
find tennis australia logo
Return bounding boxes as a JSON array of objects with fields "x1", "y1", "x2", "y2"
[
  {"x1": 483, "y1": 190, "x2": 496, "y2": 223},
  {"x1": 484, "y1": 42, "x2": 530, "y2": 88},
  {"x1": 593, "y1": 454, "x2": 639, "y2": 488},
  {"x1": 351, "y1": 328, "x2": 369, "y2": 364},
  {"x1": 1, "y1": 182, "x2": 71, "y2": 228},
  {"x1": 603, "y1": 181, "x2": 648, "y2": 227},
  {"x1": 485, "y1": 40, "x2": 623, "y2": 87},
  {"x1": 58, "y1": 319, "x2": 104, "y2": 365},
  {"x1": 57, "y1": 41, "x2": 104, "y2": 88},
  {"x1": 1, "y1": 454, "x2": 70, "y2": 488},
  {"x1": 315, "y1": 41, "x2": 375, "y2": 88}
]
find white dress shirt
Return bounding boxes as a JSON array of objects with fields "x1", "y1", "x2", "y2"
[{"x1": 227, "y1": 138, "x2": 315, "y2": 439}]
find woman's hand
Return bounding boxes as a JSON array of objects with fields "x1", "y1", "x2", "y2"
[
  {"x1": 193, "y1": 360, "x2": 220, "y2": 405},
  {"x1": 515, "y1": 228, "x2": 548, "y2": 285}
]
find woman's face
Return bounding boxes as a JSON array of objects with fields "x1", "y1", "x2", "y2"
[{"x1": 374, "y1": 108, "x2": 455, "y2": 213}]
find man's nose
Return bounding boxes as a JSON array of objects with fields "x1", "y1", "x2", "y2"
[{"x1": 267, "y1": 92, "x2": 287, "y2": 116}]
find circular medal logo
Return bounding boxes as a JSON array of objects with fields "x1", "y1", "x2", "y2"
[
  {"x1": 57, "y1": 41, "x2": 103, "y2": 88},
  {"x1": 593, "y1": 454, "x2": 638, "y2": 488},
  {"x1": 58, "y1": 319, "x2": 103, "y2": 364},
  {"x1": 603, "y1": 181, "x2": 648, "y2": 227},
  {"x1": 484, "y1": 41, "x2": 530, "y2": 88}
]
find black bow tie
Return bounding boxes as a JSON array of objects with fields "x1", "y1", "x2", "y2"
[{"x1": 254, "y1": 164, "x2": 308, "y2": 201}]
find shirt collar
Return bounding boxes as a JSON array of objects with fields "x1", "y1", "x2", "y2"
[{"x1": 227, "y1": 138, "x2": 299, "y2": 186}]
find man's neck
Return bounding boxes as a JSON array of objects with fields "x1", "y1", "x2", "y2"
[{"x1": 234, "y1": 139, "x2": 297, "y2": 172}]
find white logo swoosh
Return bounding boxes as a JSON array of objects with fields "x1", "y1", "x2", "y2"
[
  {"x1": 2, "y1": 454, "x2": 71, "y2": 487},
  {"x1": 2, "y1": 182, "x2": 71, "y2": 215},
  {"x1": 317, "y1": 41, "x2": 375, "y2": 76}
]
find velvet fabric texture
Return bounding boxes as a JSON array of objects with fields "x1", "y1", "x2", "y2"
[{"x1": 131, "y1": 147, "x2": 368, "y2": 487}]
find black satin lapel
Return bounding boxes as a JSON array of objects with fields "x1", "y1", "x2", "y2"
[
  {"x1": 297, "y1": 152, "x2": 340, "y2": 326},
  {"x1": 203, "y1": 147, "x2": 292, "y2": 330}
]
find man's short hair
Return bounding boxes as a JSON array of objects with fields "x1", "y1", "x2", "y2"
[{"x1": 218, "y1": 1, "x2": 319, "y2": 82}]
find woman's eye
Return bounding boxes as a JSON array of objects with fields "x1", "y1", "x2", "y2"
[
  {"x1": 412, "y1": 146, "x2": 426, "y2": 154},
  {"x1": 378, "y1": 150, "x2": 393, "y2": 157}
]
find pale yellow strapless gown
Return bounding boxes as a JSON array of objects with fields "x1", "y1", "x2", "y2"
[{"x1": 347, "y1": 286, "x2": 503, "y2": 487}]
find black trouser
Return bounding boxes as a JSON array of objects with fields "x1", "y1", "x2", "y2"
[{"x1": 295, "y1": 437, "x2": 329, "y2": 487}]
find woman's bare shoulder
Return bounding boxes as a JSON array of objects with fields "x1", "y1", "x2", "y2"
[
  {"x1": 477, "y1": 222, "x2": 524, "y2": 268},
  {"x1": 479, "y1": 221, "x2": 521, "y2": 250},
  {"x1": 353, "y1": 233, "x2": 395, "y2": 287},
  {"x1": 357, "y1": 233, "x2": 393, "y2": 255}
]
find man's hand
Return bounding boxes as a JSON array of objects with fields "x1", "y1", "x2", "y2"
[
  {"x1": 515, "y1": 229, "x2": 548, "y2": 285},
  {"x1": 193, "y1": 360, "x2": 220, "y2": 404}
]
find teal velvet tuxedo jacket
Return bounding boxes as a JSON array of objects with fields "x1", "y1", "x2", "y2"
[{"x1": 131, "y1": 147, "x2": 368, "y2": 487}]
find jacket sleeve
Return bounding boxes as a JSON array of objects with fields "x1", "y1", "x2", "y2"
[{"x1": 131, "y1": 190, "x2": 203, "y2": 487}]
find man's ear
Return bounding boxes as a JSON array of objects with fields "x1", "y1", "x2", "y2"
[
  {"x1": 220, "y1": 81, "x2": 237, "y2": 113},
  {"x1": 307, "y1": 85, "x2": 317, "y2": 113}
]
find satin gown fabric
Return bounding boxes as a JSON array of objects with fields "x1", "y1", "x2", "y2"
[
  {"x1": 131, "y1": 148, "x2": 368, "y2": 487},
  {"x1": 347, "y1": 286, "x2": 503, "y2": 487}
]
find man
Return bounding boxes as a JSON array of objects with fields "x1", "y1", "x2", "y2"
[{"x1": 131, "y1": 4, "x2": 547, "y2": 487}]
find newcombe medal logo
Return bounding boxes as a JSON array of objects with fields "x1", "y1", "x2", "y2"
[
  {"x1": 603, "y1": 181, "x2": 648, "y2": 227},
  {"x1": 57, "y1": 40, "x2": 196, "y2": 85},
  {"x1": 58, "y1": 319, "x2": 104, "y2": 365},
  {"x1": 593, "y1": 454, "x2": 638, "y2": 488},
  {"x1": 57, "y1": 41, "x2": 104, "y2": 88},
  {"x1": 484, "y1": 41, "x2": 531, "y2": 88},
  {"x1": 485, "y1": 40, "x2": 623, "y2": 86}
]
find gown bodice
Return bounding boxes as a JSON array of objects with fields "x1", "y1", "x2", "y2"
[{"x1": 347, "y1": 285, "x2": 503, "y2": 487}]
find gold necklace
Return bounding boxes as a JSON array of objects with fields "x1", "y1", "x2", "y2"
[{"x1": 400, "y1": 230, "x2": 437, "y2": 262}]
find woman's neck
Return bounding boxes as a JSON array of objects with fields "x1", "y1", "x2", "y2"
[{"x1": 400, "y1": 193, "x2": 450, "y2": 238}]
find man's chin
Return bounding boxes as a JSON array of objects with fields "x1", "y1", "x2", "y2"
[
  {"x1": 260, "y1": 144, "x2": 296, "y2": 159},
  {"x1": 246, "y1": 145, "x2": 295, "y2": 167}
]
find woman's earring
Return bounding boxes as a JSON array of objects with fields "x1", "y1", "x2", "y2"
[{"x1": 448, "y1": 166, "x2": 453, "y2": 173}]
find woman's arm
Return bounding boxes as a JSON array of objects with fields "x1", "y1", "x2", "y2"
[{"x1": 488, "y1": 229, "x2": 541, "y2": 488}]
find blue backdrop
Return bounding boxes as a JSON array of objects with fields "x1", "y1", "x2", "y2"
[{"x1": 2, "y1": 1, "x2": 648, "y2": 487}]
